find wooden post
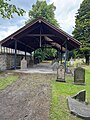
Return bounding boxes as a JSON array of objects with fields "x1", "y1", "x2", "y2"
[
  {"x1": 57, "y1": 49, "x2": 60, "y2": 63},
  {"x1": 61, "y1": 52, "x2": 62, "y2": 64},
  {"x1": 25, "y1": 48, "x2": 26, "y2": 60},
  {"x1": 14, "y1": 40, "x2": 17, "y2": 70},
  {"x1": 40, "y1": 28, "x2": 41, "y2": 47},
  {"x1": 11, "y1": 49, "x2": 13, "y2": 54},
  {"x1": 57, "y1": 50, "x2": 58, "y2": 61},
  {"x1": 65, "y1": 40, "x2": 67, "y2": 72},
  {"x1": 34, "y1": 51, "x2": 35, "y2": 64},
  {"x1": 3, "y1": 47, "x2": 5, "y2": 53},
  {"x1": 61, "y1": 45, "x2": 62, "y2": 64}
]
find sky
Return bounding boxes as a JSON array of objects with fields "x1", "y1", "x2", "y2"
[{"x1": 0, "y1": 0, "x2": 83, "y2": 41}]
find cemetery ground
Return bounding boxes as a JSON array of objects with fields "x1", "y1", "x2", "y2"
[
  {"x1": 0, "y1": 65, "x2": 90, "y2": 120},
  {"x1": 50, "y1": 69, "x2": 90, "y2": 120}
]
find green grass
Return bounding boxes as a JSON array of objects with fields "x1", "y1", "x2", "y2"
[
  {"x1": 50, "y1": 69, "x2": 90, "y2": 120},
  {"x1": 0, "y1": 74, "x2": 18, "y2": 90}
]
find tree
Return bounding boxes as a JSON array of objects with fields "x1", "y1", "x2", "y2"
[
  {"x1": 26, "y1": 0, "x2": 59, "y2": 60},
  {"x1": 72, "y1": 0, "x2": 90, "y2": 65},
  {"x1": 0, "y1": 0, "x2": 25, "y2": 19},
  {"x1": 26, "y1": 0, "x2": 59, "y2": 61},
  {"x1": 26, "y1": 0, "x2": 59, "y2": 27},
  {"x1": 34, "y1": 47, "x2": 57, "y2": 62}
]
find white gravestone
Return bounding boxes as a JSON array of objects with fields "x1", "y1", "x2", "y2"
[
  {"x1": 70, "y1": 57, "x2": 74, "y2": 66},
  {"x1": 21, "y1": 58, "x2": 27, "y2": 69}
]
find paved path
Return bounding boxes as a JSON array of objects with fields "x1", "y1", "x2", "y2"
[
  {"x1": 15, "y1": 63, "x2": 57, "y2": 74},
  {"x1": 0, "y1": 73, "x2": 56, "y2": 120}
]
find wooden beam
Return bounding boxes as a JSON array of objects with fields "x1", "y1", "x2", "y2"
[
  {"x1": 27, "y1": 34, "x2": 55, "y2": 37},
  {"x1": 44, "y1": 36, "x2": 65, "y2": 51},
  {"x1": 17, "y1": 40, "x2": 35, "y2": 51},
  {"x1": 14, "y1": 40, "x2": 17, "y2": 70}
]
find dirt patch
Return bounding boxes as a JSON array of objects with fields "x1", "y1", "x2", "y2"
[{"x1": 0, "y1": 72, "x2": 56, "y2": 120}]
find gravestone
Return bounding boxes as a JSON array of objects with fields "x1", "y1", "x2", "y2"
[
  {"x1": 72, "y1": 90, "x2": 86, "y2": 102},
  {"x1": 67, "y1": 90, "x2": 90, "y2": 119},
  {"x1": 70, "y1": 57, "x2": 74, "y2": 66},
  {"x1": 74, "y1": 67, "x2": 85, "y2": 85},
  {"x1": 66, "y1": 67, "x2": 72, "y2": 74},
  {"x1": 56, "y1": 64, "x2": 65, "y2": 82},
  {"x1": 21, "y1": 57, "x2": 27, "y2": 69}
]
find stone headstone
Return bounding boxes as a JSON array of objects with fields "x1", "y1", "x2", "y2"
[
  {"x1": 66, "y1": 67, "x2": 72, "y2": 74},
  {"x1": 70, "y1": 57, "x2": 74, "y2": 66},
  {"x1": 56, "y1": 64, "x2": 65, "y2": 82},
  {"x1": 74, "y1": 67, "x2": 85, "y2": 85},
  {"x1": 21, "y1": 57, "x2": 27, "y2": 69},
  {"x1": 72, "y1": 90, "x2": 86, "y2": 102}
]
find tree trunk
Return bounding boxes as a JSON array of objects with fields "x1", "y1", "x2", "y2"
[{"x1": 85, "y1": 55, "x2": 89, "y2": 65}]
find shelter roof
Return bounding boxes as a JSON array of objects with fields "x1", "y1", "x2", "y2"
[{"x1": 0, "y1": 17, "x2": 81, "y2": 53}]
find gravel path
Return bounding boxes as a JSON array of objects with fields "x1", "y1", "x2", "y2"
[{"x1": 0, "y1": 73, "x2": 56, "y2": 120}]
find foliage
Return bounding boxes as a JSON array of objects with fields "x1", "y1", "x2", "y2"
[
  {"x1": 50, "y1": 69, "x2": 90, "y2": 120},
  {"x1": 72, "y1": 0, "x2": 90, "y2": 64},
  {"x1": 34, "y1": 47, "x2": 57, "y2": 61},
  {"x1": 0, "y1": 75, "x2": 18, "y2": 90},
  {"x1": 26, "y1": 0, "x2": 59, "y2": 27},
  {"x1": 0, "y1": 0, "x2": 25, "y2": 19},
  {"x1": 34, "y1": 48, "x2": 46, "y2": 61}
]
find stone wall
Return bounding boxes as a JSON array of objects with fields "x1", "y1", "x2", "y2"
[
  {"x1": 0, "y1": 54, "x2": 7, "y2": 70},
  {"x1": 0, "y1": 53, "x2": 32, "y2": 70}
]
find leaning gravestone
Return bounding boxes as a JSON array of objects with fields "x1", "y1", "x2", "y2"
[
  {"x1": 21, "y1": 57, "x2": 27, "y2": 69},
  {"x1": 74, "y1": 67, "x2": 85, "y2": 85},
  {"x1": 56, "y1": 64, "x2": 65, "y2": 82},
  {"x1": 72, "y1": 90, "x2": 86, "y2": 102}
]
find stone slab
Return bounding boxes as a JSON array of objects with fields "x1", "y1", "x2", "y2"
[
  {"x1": 21, "y1": 58, "x2": 27, "y2": 69},
  {"x1": 74, "y1": 67, "x2": 85, "y2": 85},
  {"x1": 67, "y1": 97, "x2": 90, "y2": 119},
  {"x1": 56, "y1": 64, "x2": 65, "y2": 82},
  {"x1": 72, "y1": 90, "x2": 86, "y2": 102}
]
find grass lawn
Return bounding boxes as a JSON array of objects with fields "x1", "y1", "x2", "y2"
[
  {"x1": 50, "y1": 69, "x2": 90, "y2": 120},
  {"x1": 0, "y1": 73, "x2": 18, "y2": 90}
]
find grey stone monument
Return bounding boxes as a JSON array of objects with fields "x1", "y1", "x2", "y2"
[
  {"x1": 21, "y1": 57, "x2": 27, "y2": 69},
  {"x1": 74, "y1": 67, "x2": 85, "y2": 85},
  {"x1": 56, "y1": 64, "x2": 65, "y2": 82}
]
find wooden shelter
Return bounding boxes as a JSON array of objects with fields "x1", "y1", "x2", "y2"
[{"x1": 0, "y1": 17, "x2": 81, "y2": 69}]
